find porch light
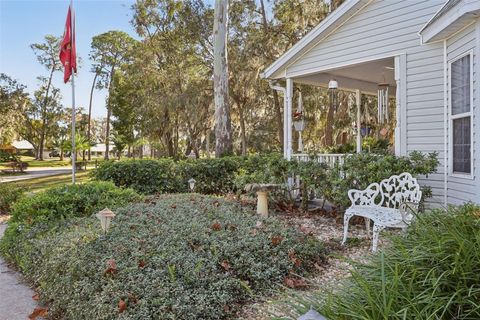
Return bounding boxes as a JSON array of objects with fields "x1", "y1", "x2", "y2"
[
  {"x1": 96, "y1": 208, "x2": 115, "y2": 234},
  {"x1": 328, "y1": 79, "x2": 338, "y2": 89},
  {"x1": 188, "y1": 178, "x2": 196, "y2": 191}
]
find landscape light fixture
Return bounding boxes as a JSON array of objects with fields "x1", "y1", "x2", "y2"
[
  {"x1": 298, "y1": 307, "x2": 328, "y2": 320},
  {"x1": 188, "y1": 178, "x2": 196, "y2": 192},
  {"x1": 96, "y1": 208, "x2": 115, "y2": 234}
]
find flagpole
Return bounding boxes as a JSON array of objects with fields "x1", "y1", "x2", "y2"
[
  {"x1": 70, "y1": 0, "x2": 76, "y2": 185},
  {"x1": 71, "y1": 72, "x2": 76, "y2": 184}
]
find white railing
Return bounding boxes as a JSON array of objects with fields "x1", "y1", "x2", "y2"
[{"x1": 291, "y1": 153, "x2": 351, "y2": 168}]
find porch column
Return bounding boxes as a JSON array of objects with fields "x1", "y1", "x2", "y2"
[
  {"x1": 356, "y1": 89, "x2": 362, "y2": 153},
  {"x1": 286, "y1": 78, "x2": 294, "y2": 160}
]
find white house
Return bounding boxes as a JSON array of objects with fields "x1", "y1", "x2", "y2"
[{"x1": 262, "y1": 0, "x2": 480, "y2": 206}]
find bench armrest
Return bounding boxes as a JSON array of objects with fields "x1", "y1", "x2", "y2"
[{"x1": 348, "y1": 182, "x2": 380, "y2": 206}]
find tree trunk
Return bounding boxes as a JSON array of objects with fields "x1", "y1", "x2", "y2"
[
  {"x1": 87, "y1": 72, "x2": 98, "y2": 160},
  {"x1": 105, "y1": 106, "x2": 111, "y2": 160},
  {"x1": 104, "y1": 67, "x2": 115, "y2": 160},
  {"x1": 213, "y1": 0, "x2": 232, "y2": 157},
  {"x1": 272, "y1": 89, "x2": 283, "y2": 148},
  {"x1": 324, "y1": 100, "x2": 335, "y2": 147},
  {"x1": 238, "y1": 104, "x2": 247, "y2": 156},
  {"x1": 38, "y1": 65, "x2": 55, "y2": 160}
]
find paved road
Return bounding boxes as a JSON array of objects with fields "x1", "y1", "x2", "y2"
[
  {"x1": 0, "y1": 167, "x2": 71, "y2": 183},
  {"x1": 0, "y1": 224, "x2": 38, "y2": 319}
]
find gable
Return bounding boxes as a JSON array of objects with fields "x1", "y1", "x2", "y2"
[{"x1": 284, "y1": 0, "x2": 446, "y2": 78}]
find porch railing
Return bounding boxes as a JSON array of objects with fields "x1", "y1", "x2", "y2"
[{"x1": 291, "y1": 153, "x2": 351, "y2": 168}]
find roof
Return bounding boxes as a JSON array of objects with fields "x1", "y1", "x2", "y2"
[
  {"x1": 90, "y1": 144, "x2": 106, "y2": 152},
  {"x1": 12, "y1": 140, "x2": 34, "y2": 150},
  {"x1": 262, "y1": 0, "x2": 369, "y2": 79},
  {"x1": 419, "y1": 0, "x2": 480, "y2": 43}
]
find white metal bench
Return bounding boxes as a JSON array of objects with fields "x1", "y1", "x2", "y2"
[{"x1": 341, "y1": 172, "x2": 422, "y2": 252}]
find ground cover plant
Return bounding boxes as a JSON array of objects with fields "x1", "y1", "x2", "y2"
[
  {"x1": 1, "y1": 193, "x2": 325, "y2": 319},
  {"x1": 281, "y1": 204, "x2": 480, "y2": 319}
]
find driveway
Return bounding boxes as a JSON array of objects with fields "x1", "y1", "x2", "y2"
[
  {"x1": 0, "y1": 167, "x2": 71, "y2": 183},
  {"x1": 0, "y1": 224, "x2": 38, "y2": 319}
]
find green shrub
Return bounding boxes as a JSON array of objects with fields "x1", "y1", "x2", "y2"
[
  {"x1": 283, "y1": 204, "x2": 480, "y2": 319},
  {"x1": 0, "y1": 150, "x2": 18, "y2": 162},
  {"x1": 176, "y1": 157, "x2": 240, "y2": 194},
  {"x1": 0, "y1": 183, "x2": 25, "y2": 215},
  {"x1": 326, "y1": 151, "x2": 439, "y2": 208},
  {"x1": 93, "y1": 154, "x2": 286, "y2": 195},
  {"x1": 9, "y1": 181, "x2": 142, "y2": 225},
  {"x1": 1, "y1": 194, "x2": 325, "y2": 319},
  {"x1": 91, "y1": 159, "x2": 178, "y2": 194}
]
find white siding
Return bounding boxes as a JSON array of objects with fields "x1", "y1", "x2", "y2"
[
  {"x1": 285, "y1": 0, "x2": 448, "y2": 205},
  {"x1": 446, "y1": 22, "x2": 479, "y2": 204}
]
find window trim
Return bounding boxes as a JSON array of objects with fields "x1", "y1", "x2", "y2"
[{"x1": 448, "y1": 50, "x2": 474, "y2": 179}]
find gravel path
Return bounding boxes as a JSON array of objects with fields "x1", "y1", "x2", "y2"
[{"x1": 0, "y1": 223, "x2": 38, "y2": 319}]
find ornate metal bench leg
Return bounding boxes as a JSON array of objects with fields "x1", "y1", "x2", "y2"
[
  {"x1": 365, "y1": 218, "x2": 371, "y2": 237},
  {"x1": 372, "y1": 224, "x2": 386, "y2": 252},
  {"x1": 341, "y1": 211, "x2": 354, "y2": 245}
]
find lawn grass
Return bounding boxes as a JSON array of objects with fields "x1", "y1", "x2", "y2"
[{"x1": 10, "y1": 171, "x2": 91, "y2": 193}]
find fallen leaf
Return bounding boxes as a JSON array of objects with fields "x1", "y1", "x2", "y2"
[
  {"x1": 299, "y1": 224, "x2": 313, "y2": 235},
  {"x1": 28, "y1": 307, "x2": 48, "y2": 319},
  {"x1": 170, "y1": 204, "x2": 177, "y2": 209},
  {"x1": 118, "y1": 299, "x2": 127, "y2": 313},
  {"x1": 220, "y1": 260, "x2": 231, "y2": 271},
  {"x1": 288, "y1": 250, "x2": 302, "y2": 267},
  {"x1": 283, "y1": 276, "x2": 308, "y2": 288},
  {"x1": 271, "y1": 235, "x2": 284, "y2": 246},
  {"x1": 32, "y1": 293, "x2": 40, "y2": 301},
  {"x1": 211, "y1": 222, "x2": 221, "y2": 231},
  {"x1": 138, "y1": 260, "x2": 145, "y2": 268},
  {"x1": 105, "y1": 258, "x2": 117, "y2": 275}
]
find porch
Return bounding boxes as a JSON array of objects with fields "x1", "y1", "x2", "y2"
[{"x1": 266, "y1": 55, "x2": 406, "y2": 165}]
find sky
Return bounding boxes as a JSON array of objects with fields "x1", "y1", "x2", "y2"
[{"x1": 0, "y1": 0, "x2": 138, "y2": 118}]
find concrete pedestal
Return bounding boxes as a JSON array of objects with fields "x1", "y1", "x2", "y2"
[{"x1": 256, "y1": 191, "x2": 269, "y2": 217}]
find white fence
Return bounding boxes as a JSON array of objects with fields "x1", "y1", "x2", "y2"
[{"x1": 291, "y1": 153, "x2": 351, "y2": 168}]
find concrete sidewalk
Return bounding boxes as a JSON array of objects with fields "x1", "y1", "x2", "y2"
[
  {"x1": 0, "y1": 224, "x2": 38, "y2": 319},
  {"x1": 0, "y1": 167, "x2": 71, "y2": 183}
]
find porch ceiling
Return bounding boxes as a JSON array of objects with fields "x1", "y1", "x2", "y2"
[{"x1": 293, "y1": 57, "x2": 396, "y2": 96}]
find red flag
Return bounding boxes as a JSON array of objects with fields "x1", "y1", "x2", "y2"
[{"x1": 59, "y1": 4, "x2": 77, "y2": 83}]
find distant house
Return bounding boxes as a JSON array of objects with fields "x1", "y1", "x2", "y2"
[
  {"x1": 263, "y1": 0, "x2": 480, "y2": 205},
  {"x1": 90, "y1": 143, "x2": 107, "y2": 157}
]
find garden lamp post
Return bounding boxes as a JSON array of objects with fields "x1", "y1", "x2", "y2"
[
  {"x1": 96, "y1": 208, "x2": 115, "y2": 234},
  {"x1": 188, "y1": 178, "x2": 196, "y2": 192}
]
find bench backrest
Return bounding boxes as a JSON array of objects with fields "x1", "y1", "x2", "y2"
[{"x1": 379, "y1": 172, "x2": 422, "y2": 209}]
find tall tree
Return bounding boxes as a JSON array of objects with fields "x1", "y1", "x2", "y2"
[
  {"x1": 90, "y1": 31, "x2": 135, "y2": 159},
  {"x1": 0, "y1": 74, "x2": 29, "y2": 145},
  {"x1": 213, "y1": 0, "x2": 232, "y2": 157},
  {"x1": 30, "y1": 35, "x2": 62, "y2": 159}
]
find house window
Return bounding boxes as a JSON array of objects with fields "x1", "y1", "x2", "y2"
[{"x1": 450, "y1": 53, "x2": 472, "y2": 175}]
